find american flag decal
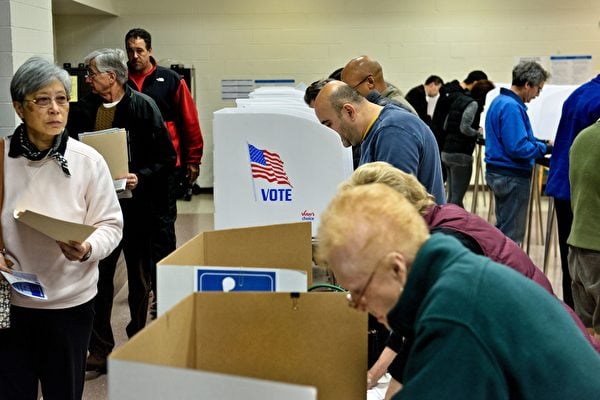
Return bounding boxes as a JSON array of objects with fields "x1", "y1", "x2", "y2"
[{"x1": 248, "y1": 144, "x2": 293, "y2": 187}]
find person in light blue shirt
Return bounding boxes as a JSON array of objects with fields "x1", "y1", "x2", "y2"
[{"x1": 484, "y1": 61, "x2": 552, "y2": 243}]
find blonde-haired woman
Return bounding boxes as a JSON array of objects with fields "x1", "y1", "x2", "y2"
[{"x1": 346, "y1": 162, "x2": 598, "y2": 399}]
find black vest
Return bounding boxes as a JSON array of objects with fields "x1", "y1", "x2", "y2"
[{"x1": 442, "y1": 93, "x2": 480, "y2": 155}]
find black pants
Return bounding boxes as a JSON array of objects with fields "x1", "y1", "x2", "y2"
[
  {"x1": 0, "y1": 300, "x2": 94, "y2": 400},
  {"x1": 554, "y1": 198, "x2": 574, "y2": 308},
  {"x1": 388, "y1": 332, "x2": 413, "y2": 383},
  {"x1": 89, "y1": 199, "x2": 153, "y2": 358},
  {"x1": 150, "y1": 172, "x2": 177, "y2": 303},
  {"x1": 368, "y1": 315, "x2": 390, "y2": 368}
]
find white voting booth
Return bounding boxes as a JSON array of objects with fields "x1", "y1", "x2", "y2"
[
  {"x1": 481, "y1": 84, "x2": 578, "y2": 140},
  {"x1": 213, "y1": 86, "x2": 353, "y2": 237}
]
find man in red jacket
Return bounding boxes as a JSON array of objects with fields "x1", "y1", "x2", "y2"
[{"x1": 125, "y1": 28, "x2": 204, "y2": 317}]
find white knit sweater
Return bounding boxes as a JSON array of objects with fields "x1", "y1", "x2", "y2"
[{"x1": 2, "y1": 136, "x2": 123, "y2": 309}]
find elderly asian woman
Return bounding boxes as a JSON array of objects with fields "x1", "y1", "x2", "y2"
[{"x1": 0, "y1": 57, "x2": 123, "y2": 400}]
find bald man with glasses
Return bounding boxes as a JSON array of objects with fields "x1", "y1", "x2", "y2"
[{"x1": 341, "y1": 55, "x2": 417, "y2": 115}]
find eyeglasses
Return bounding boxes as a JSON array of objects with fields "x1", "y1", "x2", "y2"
[
  {"x1": 352, "y1": 75, "x2": 372, "y2": 89},
  {"x1": 85, "y1": 69, "x2": 105, "y2": 79},
  {"x1": 23, "y1": 95, "x2": 70, "y2": 108},
  {"x1": 346, "y1": 253, "x2": 387, "y2": 309},
  {"x1": 528, "y1": 82, "x2": 543, "y2": 93}
]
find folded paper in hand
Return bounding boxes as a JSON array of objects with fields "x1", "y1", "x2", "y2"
[
  {"x1": 14, "y1": 209, "x2": 96, "y2": 243},
  {"x1": 114, "y1": 178, "x2": 127, "y2": 193},
  {"x1": 1, "y1": 271, "x2": 47, "y2": 300}
]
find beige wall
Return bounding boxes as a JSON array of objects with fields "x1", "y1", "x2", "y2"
[
  {"x1": 53, "y1": 0, "x2": 600, "y2": 186},
  {"x1": 1, "y1": 0, "x2": 54, "y2": 135}
]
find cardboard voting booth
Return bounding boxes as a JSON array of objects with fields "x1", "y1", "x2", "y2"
[
  {"x1": 213, "y1": 87, "x2": 353, "y2": 237},
  {"x1": 109, "y1": 292, "x2": 367, "y2": 400},
  {"x1": 158, "y1": 265, "x2": 307, "y2": 317},
  {"x1": 157, "y1": 222, "x2": 313, "y2": 316}
]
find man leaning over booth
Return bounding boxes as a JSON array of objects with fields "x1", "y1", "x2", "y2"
[{"x1": 313, "y1": 80, "x2": 445, "y2": 204}]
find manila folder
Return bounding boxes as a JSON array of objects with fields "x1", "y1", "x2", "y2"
[
  {"x1": 14, "y1": 209, "x2": 96, "y2": 243},
  {"x1": 79, "y1": 128, "x2": 128, "y2": 180}
]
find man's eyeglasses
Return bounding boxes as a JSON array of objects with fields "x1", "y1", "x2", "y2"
[
  {"x1": 346, "y1": 253, "x2": 387, "y2": 309},
  {"x1": 23, "y1": 95, "x2": 70, "y2": 108},
  {"x1": 85, "y1": 69, "x2": 103, "y2": 79},
  {"x1": 529, "y1": 82, "x2": 543, "y2": 93},
  {"x1": 352, "y1": 75, "x2": 372, "y2": 89}
]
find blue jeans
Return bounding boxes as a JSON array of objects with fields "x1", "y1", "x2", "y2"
[{"x1": 486, "y1": 171, "x2": 531, "y2": 244}]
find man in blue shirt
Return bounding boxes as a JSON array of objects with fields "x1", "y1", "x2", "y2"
[
  {"x1": 484, "y1": 61, "x2": 552, "y2": 243},
  {"x1": 314, "y1": 81, "x2": 445, "y2": 204},
  {"x1": 545, "y1": 74, "x2": 600, "y2": 307}
]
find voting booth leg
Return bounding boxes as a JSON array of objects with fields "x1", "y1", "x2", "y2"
[
  {"x1": 486, "y1": 190, "x2": 495, "y2": 225},
  {"x1": 543, "y1": 197, "x2": 559, "y2": 275},
  {"x1": 471, "y1": 143, "x2": 487, "y2": 215},
  {"x1": 524, "y1": 165, "x2": 546, "y2": 254}
]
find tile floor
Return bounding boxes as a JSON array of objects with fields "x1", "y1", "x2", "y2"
[
  {"x1": 82, "y1": 194, "x2": 215, "y2": 399},
  {"x1": 81, "y1": 188, "x2": 564, "y2": 399}
]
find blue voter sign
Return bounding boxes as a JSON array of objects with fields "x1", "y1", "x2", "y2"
[{"x1": 196, "y1": 268, "x2": 277, "y2": 292}]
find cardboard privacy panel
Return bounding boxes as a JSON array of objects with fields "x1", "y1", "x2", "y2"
[
  {"x1": 159, "y1": 222, "x2": 312, "y2": 283},
  {"x1": 110, "y1": 292, "x2": 367, "y2": 400},
  {"x1": 156, "y1": 222, "x2": 314, "y2": 315}
]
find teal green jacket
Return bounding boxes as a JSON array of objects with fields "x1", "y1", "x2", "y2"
[{"x1": 389, "y1": 234, "x2": 600, "y2": 399}]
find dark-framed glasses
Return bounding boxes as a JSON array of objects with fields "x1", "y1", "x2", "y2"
[
  {"x1": 528, "y1": 82, "x2": 543, "y2": 94},
  {"x1": 352, "y1": 74, "x2": 372, "y2": 89},
  {"x1": 24, "y1": 95, "x2": 70, "y2": 107},
  {"x1": 85, "y1": 69, "x2": 104, "y2": 79}
]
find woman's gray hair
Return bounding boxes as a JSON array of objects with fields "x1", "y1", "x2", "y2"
[
  {"x1": 85, "y1": 48, "x2": 128, "y2": 84},
  {"x1": 512, "y1": 61, "x2": 550, "y2": 87},
  {"x1": 10, "y1": 56, "x2": 71, "y2": 102}
]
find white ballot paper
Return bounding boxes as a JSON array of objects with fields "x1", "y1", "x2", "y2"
[
  {"x1": 1, "y1": 271, "x2": 47, "y2": 300},
  {"x1": 113, "y1": 178, "x2": 127, "y2": 193}
]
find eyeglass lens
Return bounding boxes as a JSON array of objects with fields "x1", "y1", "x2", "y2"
[{"x1": 28, "y1": 95, "x2": 70, "y2": 107}]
